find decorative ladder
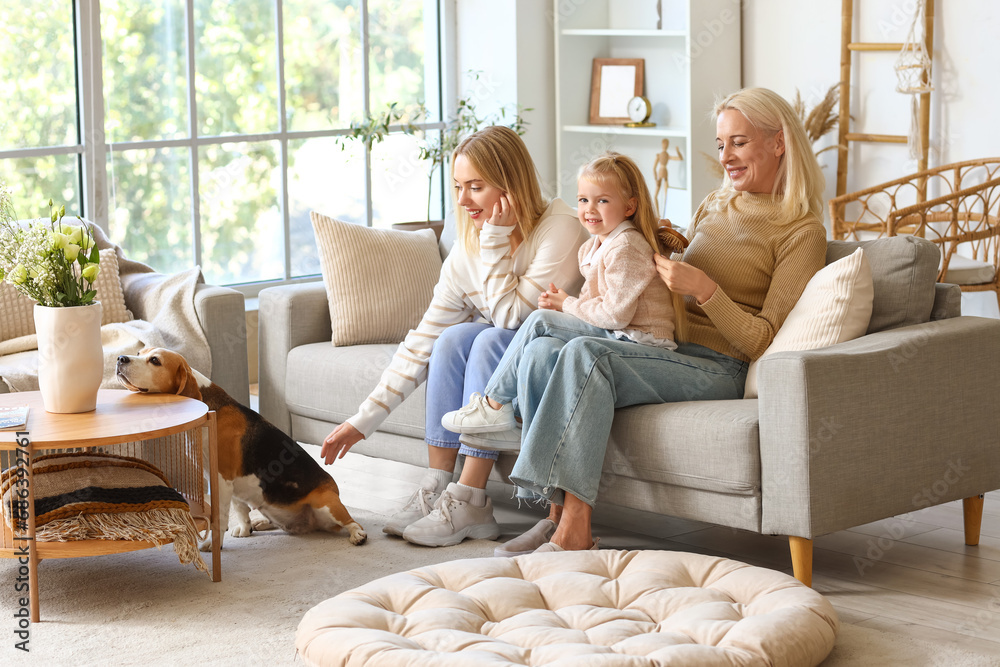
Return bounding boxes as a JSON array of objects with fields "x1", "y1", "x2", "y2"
[{"x1": 835, "y1": 0, "x2": 935, "y2": 200}]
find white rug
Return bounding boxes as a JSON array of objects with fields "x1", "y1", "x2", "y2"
[{"x1": 1, "y1": 507, "x2": 997, "y2": 667}]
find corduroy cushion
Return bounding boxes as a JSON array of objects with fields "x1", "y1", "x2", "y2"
[
  {"x1": 0, "y1": 248, "x2": 132, "y2": 342},
  {"x1": 744, "y1": 248, "x2": 874, "y2": 398},
  {"x1": 311, "y1": 211, "x2": 442, "y2": 346},
  {"x1": 296, "y1": 550, "x2": 839, "y2": 666}
]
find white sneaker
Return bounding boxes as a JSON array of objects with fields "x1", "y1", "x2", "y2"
[
  {"x1": 402, "y1": 483, "x2": 501, "y2": 547},
  {"x1": 383, "y1": 480, "x2": 442, "y2": 537},
  {"x1": 459, "y1": 429, "x2": 522, "y2": 453},
  {"x1": 441, "y1": 392, "x2": 518, "y2": 434}
]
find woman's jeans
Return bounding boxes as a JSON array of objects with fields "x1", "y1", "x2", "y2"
[
  {"x1": 484, "y1": 310, "x2": 748, "y2": 505},
  {"x1": 425, "y1": 322, "x2": 517, "y2": 460}
]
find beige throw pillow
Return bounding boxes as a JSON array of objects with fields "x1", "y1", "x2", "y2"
[
  {"x1": 744, "y1": 248, "x2": 873, "y2": 399},
  {"x1": 311, "y1": 211, "x2": 442, "y2": 346},
  {"x1": 0, "y1": 248, "x2": 132, "y2": 342}
]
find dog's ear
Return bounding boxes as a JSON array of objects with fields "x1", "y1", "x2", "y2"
[{"x1": 173, "y1": 357, "x2": 203, "y2": 401}]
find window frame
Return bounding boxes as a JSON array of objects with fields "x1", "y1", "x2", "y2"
[{"x1": 0, "y1": 0, "x2": 455, "y2": 297}]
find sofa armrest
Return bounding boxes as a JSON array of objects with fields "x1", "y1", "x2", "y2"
[
  {"x1": 930, "y1": 283, "x2": 962, "y2": 320},
  {"x1": 122, "y1": 272, "x2": 249, "y2": 407},
  {"x1": 258, "y1": 282, "x2": 331, "y2": 432},
  {"x1": 757, "y1": 315, "x2": 1000, "y2": 538},
  {"x1": 194, "y1": 283, "x2": 250, "y2": 406}
]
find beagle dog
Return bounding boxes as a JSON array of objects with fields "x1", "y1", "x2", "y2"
[{"x1": 116, "y1": 348, "x2": 366, "y2": 550}]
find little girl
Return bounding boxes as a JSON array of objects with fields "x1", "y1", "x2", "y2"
[{"x1": 442, "y1": 151, "x2": 685, "y2": 448}]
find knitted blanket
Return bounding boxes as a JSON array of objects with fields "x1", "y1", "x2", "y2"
[
  {"x1": 0, "y1": 452, "x2": 208, "y2": 574},
  {"x1": 0, "y1": 220, "x2": 212, "y2": 392}
]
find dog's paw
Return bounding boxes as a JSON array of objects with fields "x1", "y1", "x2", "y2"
[
  {"x1": 348, "y1": 523, "x2": 367, "y2": 546},
  {"x1": 231, "y1": 523, "x2": 253, "y2": 538},
  {"x1": 198, "y1": 538, "x2": 215, "y2": 552},
  {"x1": 251, "y1": 517, "x2": 275, "y2": 531}
]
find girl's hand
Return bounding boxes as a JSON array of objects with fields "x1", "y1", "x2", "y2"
[
  {"x1": 538, "y1": 283, "x2": 568, "y2": 311},
  {"x1": 321, "y1": 422, "x2": 364, "y2": 464},
  {"x1": 654, "y1": 254, "x2": 717, "y2": 304},
  {"x1": 487, "y1": 193, "x2": 517, "y2": 227}
]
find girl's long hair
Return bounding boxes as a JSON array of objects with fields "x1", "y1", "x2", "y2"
[{"x1": 578, "y1": 152, "x2": 686, "y2": 341}]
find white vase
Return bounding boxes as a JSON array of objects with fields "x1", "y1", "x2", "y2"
[{"x1": 34, "y1": 302, "x2": 104, "y2": 414}]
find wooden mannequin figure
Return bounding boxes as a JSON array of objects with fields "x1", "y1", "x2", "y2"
[{"x1": 652, "y1": 138, "x2": 684, "y2": 217}]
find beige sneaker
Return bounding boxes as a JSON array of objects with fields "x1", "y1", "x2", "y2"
[
  {"x1": 402, "y1": 483, "x2": 500, "y2": 547},
  {"x1": 383, "y1": 478, "x2": 442, "y2": 537}
]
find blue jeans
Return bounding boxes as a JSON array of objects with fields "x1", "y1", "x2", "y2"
[
  {"x1": 425, "y1": 322, "x2": 517, "y2": 460},
  {"x1": 484, "y1": 310, "x2": 748, "y2": 506}
]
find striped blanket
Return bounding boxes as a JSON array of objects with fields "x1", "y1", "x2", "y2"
[{"x1": 0, "y1": 452, "x2": 207, "y2": 573}]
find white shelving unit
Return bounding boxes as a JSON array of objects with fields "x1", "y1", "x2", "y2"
[{"x1": 554, "y1": 0, "x2": 741, "y2": 226}]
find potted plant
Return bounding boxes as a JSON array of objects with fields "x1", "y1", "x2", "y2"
[
  {"x1": 336, "y1": 76, "x2": 530, "y2": 238},
  {"x1": 0, "y1": 183, "x2": 104, "y2": 413}
]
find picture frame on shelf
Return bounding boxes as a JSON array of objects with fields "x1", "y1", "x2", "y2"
[{"x1": 589, "y1": 58, "x2": 645, "y2": 125}]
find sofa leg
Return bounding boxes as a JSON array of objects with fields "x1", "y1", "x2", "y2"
[
  {"x1": 963, "y1": 495, "x2": 985, "y2": 546},
  {"x1": 788, "y1": 536, "x2": 813, "y2": 587}
]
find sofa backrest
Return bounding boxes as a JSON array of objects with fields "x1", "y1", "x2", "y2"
[{"x1": 826, "y1": 236, "x2": 941, "y2": 334}]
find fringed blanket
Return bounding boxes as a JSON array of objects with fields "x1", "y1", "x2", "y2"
[{"x1": 0, "y1": 452, "x2": 208, "y2": 574}]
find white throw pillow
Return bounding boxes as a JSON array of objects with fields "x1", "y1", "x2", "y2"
[
  {"x1": 311, "y1": 211, "x2": 442, "y2": 346},
  {"x1": 744, "y1": 248, "x2": 874, "y2": 399}
]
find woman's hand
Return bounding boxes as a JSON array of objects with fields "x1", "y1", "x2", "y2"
[
  {"x1": 321, "y1": 422, "x2": 364, "y2": 464},
  {"x1": 538, "y1": 283, "x2": 568, "y2": 311},
  {"x1": 486, "y1": 193, "x2": 518, "y2": 227},
  {"x1": 654, "y1": 254, "x2": 717, "y2": 304}
]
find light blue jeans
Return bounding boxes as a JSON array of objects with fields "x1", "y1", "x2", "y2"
[
  {"x1": 425, "y1": 322, "x2": 517, "y2": 460},
  {"x1": 484, "y1": 310, "x2": 748, "y2": 506}
]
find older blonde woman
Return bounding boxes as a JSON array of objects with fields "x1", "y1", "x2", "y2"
[
  {"x1": 320, "y1": 126, "x2": 588, "y2": 548},
  {"x1": 457, "y1": 88, "x2": 829, "y2": 554}
]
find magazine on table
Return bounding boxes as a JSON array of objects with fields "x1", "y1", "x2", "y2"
[{"x1": 0, "y1": 406, "x2": 30, "y2": 431}]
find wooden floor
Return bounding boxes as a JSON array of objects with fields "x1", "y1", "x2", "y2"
[{"x1": 328, "y1": 449, "x2": 1000, "y2": 658}]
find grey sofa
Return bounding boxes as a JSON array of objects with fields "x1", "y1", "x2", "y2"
[
  {"x1": 0, "y1": 276, "x2": 251, "y2": 407},
  {"x1": 258, "y1": 235, "x2": 1000, "y2": 585}
]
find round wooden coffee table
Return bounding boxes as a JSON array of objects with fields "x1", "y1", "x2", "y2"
[{"x1": 0, "y1": 389, "x2": 221, "y2": 622}]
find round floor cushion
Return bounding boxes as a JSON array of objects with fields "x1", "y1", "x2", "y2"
[{"x1": 295, "y1": 550, "x2": 839, "y2": 666}]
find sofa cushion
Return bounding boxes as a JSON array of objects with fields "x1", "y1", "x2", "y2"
[
  {"x1": 744, "y1": 248, "x2": 873, "y2": 398},
  {"x1": 826, "y1": 235, "x2": 939, "y2": 334},
  {"x1": 311, "y1": 211, "x2": 442, "y2": 346},
  {"x1": 285, "y1": 342, "x2": 426, "y2": 440},
  {"x1": 607, "y1": 400, "x2": 761, "y2": 496}
]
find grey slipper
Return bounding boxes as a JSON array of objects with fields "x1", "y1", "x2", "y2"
[
  {"x1": 532, "y1": 537, "x2": 601, "y2": 554},
  {"x1": 494, "y1": 518, "x2": 558, "y2": 557}
]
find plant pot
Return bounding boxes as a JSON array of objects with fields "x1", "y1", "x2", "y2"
[{"x1": 34, "y1": 302, "x2": 104, "y2": 414}]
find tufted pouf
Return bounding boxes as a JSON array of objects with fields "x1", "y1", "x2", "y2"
[{"x1": 295, "y1": 550, "x2": 839, "y2": 666}]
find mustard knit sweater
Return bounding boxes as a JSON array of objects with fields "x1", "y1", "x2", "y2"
[{"x1": 683, "y1": 192, "x2": 827, "y2": 362}]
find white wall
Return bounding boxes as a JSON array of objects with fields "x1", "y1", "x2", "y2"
[
  {"x1": 453, "y1": 0, "x2": 557, "y2": 196},
  {"x1": 742, "y1": 0, "x2": 1000, "y2": 317},
  {"x1": 455, "y1": 0, "x2": 999, "y2": 315}
]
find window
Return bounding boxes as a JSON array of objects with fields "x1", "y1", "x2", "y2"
[{"x1": 0, "y1": 0, "x2": 446, "y2": 292}]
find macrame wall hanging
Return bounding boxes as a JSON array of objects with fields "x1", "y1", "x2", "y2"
[{"x1": 895, "y1": 0, "x2": 934, "y2": 160}]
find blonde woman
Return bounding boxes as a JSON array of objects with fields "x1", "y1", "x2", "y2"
[
  {"x1": 320, "y1": 126, "x2": 589, "y2": 547},
  {"x1": 447, "y1": 88, "x2": 828, "y2": 555}
]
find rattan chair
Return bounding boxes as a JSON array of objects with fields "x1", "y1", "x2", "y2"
[{"x1": 830, "y1": 159, "x2": 1000, "y2": 311}]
